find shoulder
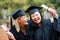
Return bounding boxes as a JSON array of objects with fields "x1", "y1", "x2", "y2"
[
  {"x1": 43, "y1": 19, "x2": 51, "y2": 24},
  {"x1": 10, "y1": 25, "x2": 17, "y2": 34}
]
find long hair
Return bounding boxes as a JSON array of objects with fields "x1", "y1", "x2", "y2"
[{"x1": 13, "y1": 18, "x2": 20, "y2": 32}]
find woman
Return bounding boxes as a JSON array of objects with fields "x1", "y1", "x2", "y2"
[
  {"x1": 9, "y1": 9, "x2": 30, "y2": 40},
  {"x1": 25, "y1": 5, "x2": 58, "y2": 40}
]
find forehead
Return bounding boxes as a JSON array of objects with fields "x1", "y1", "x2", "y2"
[{"x1": 31, "y1": 12, "x2": 40, "y2": 15}]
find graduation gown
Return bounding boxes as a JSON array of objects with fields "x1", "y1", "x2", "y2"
[
  {"x1": 10, "y1": 25, "x2": 18, "y2": 40},
  {"x1": 26, "y1": 22, "x2": 34, "y2": 40},
  {"x1": 10, "y1": 25, "x2": 32, "y2": 40},
  {"x1": 55, "y1": 16, "x2": 60, "y2": 40},
  {"x1": 32, "y1": 19, "x2": 51, "y2": 40},
  {"x1": 17, "y1": 30, "x2": 28, "y2": 40},
  {"x1": 28, "y1": 18, "x2": 58, "y2": 40}
]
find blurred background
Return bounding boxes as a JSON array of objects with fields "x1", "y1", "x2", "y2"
[{"x1": 0, "y1": 0, "x2": 60, "y2": 29}]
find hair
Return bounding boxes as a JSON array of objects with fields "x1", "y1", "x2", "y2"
[{"x1": 14, "y1": 18, "x2": 20, "y2": 32}]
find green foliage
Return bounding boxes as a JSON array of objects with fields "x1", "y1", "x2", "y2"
[
  {"x1": 0, "y1": 0, "x2": 57, "y2": 10},
  {"x1": 0, "y1": 13, "x2": 2, "y2": 19},
  {"x1": 57, "y1": 7, "x2": 60, "y2": 14},
  {"x1": 0, "y1": 0, "x2": 60, "y2": 19}
]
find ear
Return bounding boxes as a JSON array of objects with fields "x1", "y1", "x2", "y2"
[
  {"x1": 18, "y1": 20, "x2": 20, "y2": 23},
  {"x1": 16, "y1": 19, "x2": 19, "y2": 23},
  {"x1": 17, "y1": 17, "x2": 21, "y2": 23}
]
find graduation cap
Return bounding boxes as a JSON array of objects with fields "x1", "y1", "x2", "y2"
[
  {"x1": 25, "y1": 6, "x2": 42, "y2": 15},
  {"x1": 9, "y1": 8, "x2": 26, "y2": 20}
]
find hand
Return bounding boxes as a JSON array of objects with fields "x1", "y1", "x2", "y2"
[
  {"x1": 47, "y1": 8, "x2": 56, "y2": 14},
  {"x1": 0, "y1": 25, "x2": 16, "y2": 40},
  {"x1": 6, "y1": 31, "x2": 16, "y2": 40},
  {"x1": 47, "y1": 8, "x2": 58, "y2": 19},
  {"x1": 41, "y1": 4, "x2": 48, "y2": 10}
]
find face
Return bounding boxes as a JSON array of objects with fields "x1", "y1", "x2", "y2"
[
  {"x1": 17, "y1": 15, "x2": 28, "y2": 26},
  {"x1": 31, "y1": 12, "x2": 41, "y2": 24}
]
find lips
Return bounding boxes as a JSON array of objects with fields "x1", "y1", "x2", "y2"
[
  {"x1": 35, "y1": 18, "x2": 38, "y2": 22},
  {"x1": 25, "y1": 21, "x2": 28, "y2": 24},
  {"x1": 34, "y1": 17, "x2": 40, "y2": 23}
]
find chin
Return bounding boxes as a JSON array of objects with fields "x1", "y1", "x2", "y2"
[
  {"x1": 36, "y1": 22, "x2": 40, "y2": 24},
  {"x1": 35, "y1": 21, "x2": 40, "y2": 24}
]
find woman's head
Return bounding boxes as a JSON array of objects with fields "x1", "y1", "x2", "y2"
[
  {"x1": 30, "y1": 11, "x2": 42, "y2": 24},
  {"x1": 17, "y1": 15, "x2": 28, "y2": 27},
  {"x1": 25, "y1": 6, "x2": 43, "y2": 24},
  {"x1": 10, "y1": 9, "x2": 28, "y2": 28}
]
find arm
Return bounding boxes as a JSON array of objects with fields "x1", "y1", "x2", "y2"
[
  {"x1": 41, "y1": 4, "x2": 58, "y2": 23},
  {"x1": 6, "y1": 31, "x2": 16, "y2": 40},
  {"x1": 47, "y1": 8, "x2": 58, "y2": 19},
  {"x1": 0, "y1": 25, "x2": 16, "y2": 40}
]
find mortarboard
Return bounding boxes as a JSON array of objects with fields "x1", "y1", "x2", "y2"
[
  {"x1": 9, "y1": 9, "x2": 26, "y2": 20},
  {"x1": 25, "y1": 6, "x2": 42, "y2": 15}
]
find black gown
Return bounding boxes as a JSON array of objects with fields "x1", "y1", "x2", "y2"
[
  {"x1": 10, "y1": 26, "x2": 19, "y2": 40},
  {"x1": 28, "y1": 18, "x2": 58, "y2": 40},
  {"x1": 10, "y1": 25, "x2": 33, "y2": 40},
  {"x1": 56, "y1": 16, "x2": 60, "y2": 40}
]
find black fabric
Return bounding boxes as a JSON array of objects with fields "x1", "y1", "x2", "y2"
[
  {"x1": 10, "y1": 25, "x2": 33, "y2": 40},
  {"x1": 49, "y1": 18, "x2": 58, "y2": 40},
  {"x1": 55, "y1": 16, "x2": 60, "y2": 40},
  {"x1": 25, "y1": 20, "x2": 37, "y2": 40},
  {"x1": 17, "y1": 31, "x2": 27, "y2": 40},
  {"x1": 28, "y1": 18, "x2": 58, "y2": 40},
  {"x1": 9, "y1": 18, "x2": 59, "y2": 40},
  {"x1": 56, "y1": 16, "x2": 60, "y2": 32},
  {"x1": 10, "y1": 25, "x2": 19, "y2": 40}
]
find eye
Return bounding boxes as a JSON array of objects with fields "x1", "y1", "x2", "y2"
[
  {"x1": 36, "y1": 14, "x2": 38, "y2": 16},
  {"x1": 32, "y1": 15, "x2": 35, "y2": 17},
  {"x1": 18, "y1": 17, "x2": 21, "y2": 20}
]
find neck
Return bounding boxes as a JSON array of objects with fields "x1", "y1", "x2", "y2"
[
  {"x1": 19, "y1": 24, "x2": 26, "y2": 35},
  {"x1": 20, "y1": 27, "x2": 26, "y2": 32},
  {"x1": 37, "y1": 23, "x2": 41, "y2": 27},
  {"x1": 21, "y1": 27, "x2": 26, "y2": 35}
]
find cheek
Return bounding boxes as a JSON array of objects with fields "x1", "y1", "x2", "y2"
[
  {"x1": 18, "y1": 20, "x2": 21, "y2": 24},
  {"x1": 38, "y1": 14, "x2": 41, "y2": 20},
  {"x1": 21, "y1": 20, "x2": 26, "y2": 23},
  {"x1": 31, "y1": 17, "x2": 35, "y2": 21},
  {"x1": 38, "y1": 16, "x2": 41, "y2": 20},
  {"x1": 18, "y1": 19, "x2": 23, "y2": 24},
  {"x1": 19, "y1": 20, "x2": 24, "y2": 24},
  {"x1": 21, "y1": 20, "x2": 24, "y2": 23}
]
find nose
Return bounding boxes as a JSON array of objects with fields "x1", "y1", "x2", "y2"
[
  {"x1": 25, "y1": 17, "x2": 28, "y2": 21},
  {"x1": 25, "y1": 17, "x2": 27, "y2": 20},
  {"x1": 34, "y1": 16, "x2": 37, "y2": 19}
]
